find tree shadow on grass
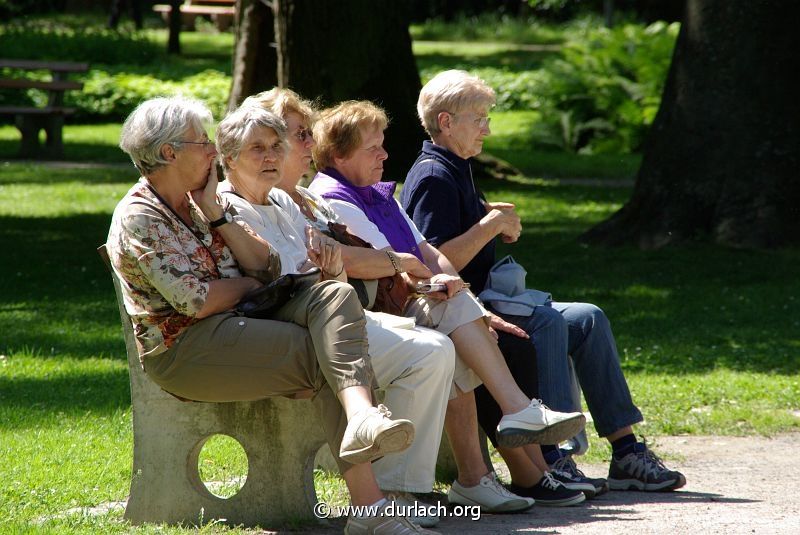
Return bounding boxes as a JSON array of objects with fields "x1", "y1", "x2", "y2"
[
  {"x1": 0, "y1": 367, "x2": 131, "y2": 429},
  {"x1": 475, "y1": 178, "x2": 800, "y2": 375},
  {"x1": 1, "y1": 213, "x2": 124, "y2": 360}
]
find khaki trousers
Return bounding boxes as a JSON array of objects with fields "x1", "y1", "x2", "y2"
[{"x1": 146, "y1": 280, "x2": 373, "y2": 471}]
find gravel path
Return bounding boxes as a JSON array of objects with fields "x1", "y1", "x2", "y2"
[{"x1": 431, "y1": 434, "x2": 800, "y2": 534}]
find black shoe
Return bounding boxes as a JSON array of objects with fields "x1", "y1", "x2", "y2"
[
  {"x1": 608, "y1": 441, "x2": 686, "y2": 492},
  {"x1": 549, "y1": 453, "x2": 608, "y2": 498},
  {"x1": 508, "y1": 472, "x2": 586, "y2": 507}
]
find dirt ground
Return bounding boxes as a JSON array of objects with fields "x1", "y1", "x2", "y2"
[{"x1": 309, "y1": 434, "x2": 800, "y2": 535}]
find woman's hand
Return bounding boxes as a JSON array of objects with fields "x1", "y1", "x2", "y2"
[
  {"x1": 306, "y1": 227, "x2": 345, "y2": 280},
  {"x1": 486, "y1": 310, "x2": 529, "y2": 339},
  {"x1": 425, "y1": 273, "x2": 465, "y2": 300},
  {"x1": 482, "y1": 201, "x2": 521, "y2": 244},
  {"x1": 191, "y1": 163, "x2": 224, "y2": 222}
]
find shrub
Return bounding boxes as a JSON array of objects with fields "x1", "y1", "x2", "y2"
[
  {"x1": 536, "y1": 20, "x2": 679, "y2": 153},
  {"x1": 71, "y1": 69, "x2": 231, "y2": 121},
  {"x1": 0, "y1": 17, "x2": 162, "y2": 65}
]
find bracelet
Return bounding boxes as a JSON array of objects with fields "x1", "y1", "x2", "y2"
[
  {"x1": 325, "y1": 264, "x2": 345, "y2": 278},
  {"x1": 386, "y1": 251, "x2": 404, "y2": 274}
]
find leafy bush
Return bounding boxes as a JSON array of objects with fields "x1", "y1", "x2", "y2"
[
  {"x1": 70, "y1": 69, "x2": 231, "y2": 121},
  {"x1": 536, "y1": 20, "x2": 679, "y2": 153},
  {"x1": 0, "y1": 17, "x2": 162, "y2": 65}
]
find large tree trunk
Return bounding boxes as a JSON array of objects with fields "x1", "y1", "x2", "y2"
[
  {"x1": 228, "y1": 0, "x2": 277, "y2": 110},
  {"x1": 273, "y1": 0, "x2": 425, "y2": 178},
  {"x1": 582, "y1": 0, "x2": 800, "y2": 249}
]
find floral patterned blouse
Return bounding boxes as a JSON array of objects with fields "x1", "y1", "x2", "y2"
[{"x1": 106, "y1": 178, "x2": 280, "y2": 363}]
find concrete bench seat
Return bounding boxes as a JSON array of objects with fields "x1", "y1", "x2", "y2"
[{"x1": 98, "y1": 245, "x2": 327, "y2": 528}]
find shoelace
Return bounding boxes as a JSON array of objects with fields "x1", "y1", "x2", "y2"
[
  {"x1": 551, "y1": 455, "x2": 587, "y2": 480},
  {"x1": 376, "y1": 403, "x2": 393, "y2": 418},
  {"x1": 482, "y1": 473, "x2": 522, "y2": 499},
  {"x1": 539, "y1": 472, "x2": 564, "y2": 491}
]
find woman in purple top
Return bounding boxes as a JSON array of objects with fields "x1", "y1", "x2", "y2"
[{"x1": 309, "y1": 100, "x2": 589, "y2": 510}]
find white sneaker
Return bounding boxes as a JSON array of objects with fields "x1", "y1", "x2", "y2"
[
  {"x1": 340, "y1": 404, "x2": 415, "y2": 464},
  {"x1": 496, "y1": 399, "x2": 586, "y2": 448},
  {"x1": 447, "y1": 473, "x2": 534, "y2": 513},
  {"x1": 345, "y1": 501, "x2": 439, "y2": 534},
  {"x1": 383, "y1": 491, "x2": 439, "y2": 527}
]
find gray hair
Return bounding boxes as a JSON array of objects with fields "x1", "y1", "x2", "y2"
[
  {"x1": 216, "y1": 105, "x2": 289, "y2": 175},
  {"x1": 119, "y1": 96, "x2": 213, "y2": 175},
  {"x1": 417, "y1": 70, "x2": 496, "y2": 137}
]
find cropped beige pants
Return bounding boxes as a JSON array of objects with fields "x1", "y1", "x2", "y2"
[{"x1": 145, "y1": 280, "x2": 373, "y2": 471}]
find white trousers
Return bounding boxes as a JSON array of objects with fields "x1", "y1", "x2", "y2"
[{"x1": 365, "y1": 312, "x2": 456, "y2": 493}]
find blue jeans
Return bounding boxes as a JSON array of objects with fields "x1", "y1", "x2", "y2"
[{"x1": 493, "y1": 302, "x2": 643, "y2": 437}]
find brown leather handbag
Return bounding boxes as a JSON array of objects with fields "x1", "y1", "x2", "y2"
[{"x1": 326, "y1": 221, "x2": 411, "y2": 316}]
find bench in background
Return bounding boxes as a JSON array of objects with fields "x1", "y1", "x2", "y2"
[
  {"x1": 153, "y1": 0, "x2": 236, "y2": 32},
  {"x1": 0, "y1": 59, "x2": 88, "y2": 159}
]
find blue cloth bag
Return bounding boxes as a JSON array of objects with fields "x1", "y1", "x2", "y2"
[{"x1": 478, "y1": 255, "x2": 552, "y2": 316}]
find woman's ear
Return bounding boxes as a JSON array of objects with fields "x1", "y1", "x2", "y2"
[
  {"x1": 437, "y1": 111, "x2": 451, "y2": 134},
  {"x1": 225, "y1": 154, "x2": 236, "y2": 171},
  {"x1": 160, "y1": 143, "x2": 177, "y2": 162}
]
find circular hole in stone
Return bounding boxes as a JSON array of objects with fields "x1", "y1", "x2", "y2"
[{"x1": 198, "y1": 434, "x2": 249, "y2": 499}]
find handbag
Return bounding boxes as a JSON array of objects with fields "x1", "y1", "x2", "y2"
[
  {"x1": 326, "y1": 221, "x2": 411, "y2": 316},
  {"x1": 478, "y1": 255, "x2": 552, "y2": 316},
  {"x1": 235, "y1": 268, "x2": 322, "y2": 319}
]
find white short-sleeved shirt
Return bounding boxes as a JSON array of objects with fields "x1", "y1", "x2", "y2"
[
  {"x1": 219, "y1": 186, "x2": 311, "y2": 275},
  {"x1": 324, "y1": 197, "x2": 426, "y2": 251}
]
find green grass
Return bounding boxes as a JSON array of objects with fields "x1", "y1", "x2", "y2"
[
  {"x1": 0, "y1": 124, "x2": 127, "y2": 163},
  {"x1": 1, "y1": 160, "x2": 798, "y2": 531}
]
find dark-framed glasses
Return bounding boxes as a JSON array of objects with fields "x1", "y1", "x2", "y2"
[{"x1": 294, "y1": 127, "x2": 313, "y2": 142}]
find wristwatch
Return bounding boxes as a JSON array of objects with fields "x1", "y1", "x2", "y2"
[{"x1": 209, "y1": 211, "x2": 233, "y2": 228}]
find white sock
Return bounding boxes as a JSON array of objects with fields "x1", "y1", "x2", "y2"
[{"x1": 353, "y1": 497, "x2": 388, "y2": 518}]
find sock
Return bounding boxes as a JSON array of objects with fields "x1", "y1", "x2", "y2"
[
  {"x1": 354, "y1": 498, "x2": 388, "y2": 518},
  {"x1": 611, "y1": 433, "x2": 637, "y2": 459},
  {"x1": 541, "y1": 444, "x2": 560, "y2": 464}
]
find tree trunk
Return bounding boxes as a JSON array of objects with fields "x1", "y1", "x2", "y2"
[
  {"x1": 273, "y1": 0, "x2": 426, "y2": 178},
  {"x1": 582, "y1": 0, "x2": 800, "y2": 249},
  {"x1": 228, "y1": 0, "x2": 278, "y2": 110},
  {"x1": 167, "y1": 0, "x2": 182, "y2": 54}
]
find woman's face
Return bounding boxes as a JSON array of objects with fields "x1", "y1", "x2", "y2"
[
  {"x1": 227, "y1": 125, "x2": 286, "y2": 189},
  {"x1": 444, "y1": 105, "x2": 491, "y2": 159},
  {"x1": 333, "y1": 124, "x2": 388, "y2": 187},
  {"x1": 282, "y1": 111, "x2": 315, "y2": 184},
  {"x1": 174, "y1": 127, "x2": 217, "y2": 191}
]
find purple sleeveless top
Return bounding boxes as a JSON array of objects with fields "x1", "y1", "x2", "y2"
[{"x1": 310, "y1": 168, "x2": 423, "y2": 261}]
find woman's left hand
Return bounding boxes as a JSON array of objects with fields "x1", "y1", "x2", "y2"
[{"x1": 306, "y1": 227, "x2": 344, "y2": 280}]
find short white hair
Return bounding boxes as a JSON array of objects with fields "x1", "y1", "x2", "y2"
[
  {"x1": 216, "y1": 105, "x2": 288, "y2": 175},
  {"x1": 119, "y1": 96, "x2": 212, "y2": 175},
  {"x1": 417, "y1": 70, "x2": 496, "y2": 137}
]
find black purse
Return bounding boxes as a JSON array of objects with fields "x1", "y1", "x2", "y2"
[{"x1": 235, "y1": 268, "x2": 322, "y2": 318}]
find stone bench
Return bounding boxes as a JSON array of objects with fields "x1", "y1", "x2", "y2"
[{"x1": 98, "y1": 245, "x2": 327, "y2": 528}]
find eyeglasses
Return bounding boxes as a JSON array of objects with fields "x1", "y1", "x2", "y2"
[
  {"x1": 176, "y1": 139, "x2": 215, "y2": 148},
  {"x1": 449, "y1": 112, "x2": 491, "y2": 129},
  {"x1": 294, "y1": 127, "x2": 313, "y2": 143}
]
